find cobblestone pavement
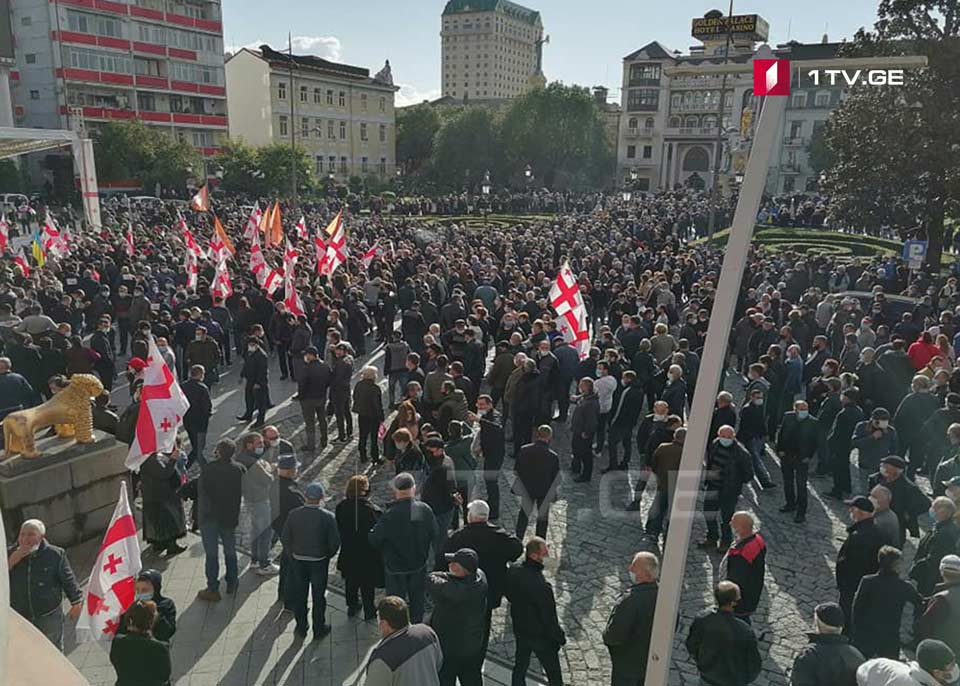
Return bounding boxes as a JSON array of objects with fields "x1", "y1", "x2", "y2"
[{"x1": 65, "y1": 342, "x2": 927, "y2": 685}]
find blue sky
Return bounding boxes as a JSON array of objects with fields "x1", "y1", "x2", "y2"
[{"x1": 222, "y1": 0, "x2": 883, "y2": 106}]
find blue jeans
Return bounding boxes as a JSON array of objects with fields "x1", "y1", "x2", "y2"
[
  {"x1": 385, "y1": 568, "x2": 427, "y2": 623},
  {"x1": 201, "y1": 522, "x2": 238, "y2": 592},
  {"x1": 248, "y1": 500, "x2": 273, "y2": 567},
  {"x1": 747, "y1": 436, "x2": 774, "y2": 486}
]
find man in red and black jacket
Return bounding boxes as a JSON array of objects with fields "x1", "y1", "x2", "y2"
[{"x1": 720, "y1": 511, "x2": 767, "y2": 623}]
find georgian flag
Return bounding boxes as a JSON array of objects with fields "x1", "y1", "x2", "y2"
[
  {"x1": 14, "y1": 248, "x2": 30, "y2": 277},
  {"x1": 125, "y1": 336, "x2": 190, "y2": 471},
  {"x1": 124, "y1": 224, "x2": 135, "y2": 258},
  {"x1": 360, "y1": 243, "x2": 381, "y2": 270},
  {"x1": 212, "y1": 258, "x2": 233, "y2": 300},
  {"x1": 558, "y1": 306, "x2": 591, "y2": 360},
  {"x1": 179, "y1": 215, "x2": 204, "y2": 258},
  {"x1": 249, "y1": 230, "x2": 282, "y2": 295},
  {"x1": 209, "y1": 215, "x2": 235, "y2": 263},
  {"x1": 549, "y1": 261, "x2": 585, "y2": 316},
  {"x1": 243, "y1": 204, "x2": 262, "y2": 243},
  {"x1": 76, "y1": 482, "x2": 141, "y2": 642},
  {"x1": 184, "y1": 248, "x2": 198, "y2": 291},
  {"x1": 315, "y1": 232, "x2": 328, "y2": 275},
  {"x1": 322, "y1": 210, "x2": 347, "y2": 276},
  {"x1": 41, "y1": 213, "x2": 68, "y2": 258},
  {"x1": 0, "y1": 214, "x2": 9, "y2": 254},
  {"x1": 283, "y1": 238, "x2": 304, "y2": 316},
  {"x1": 295, "y1": 215, "x2": 308, "y2": 240}
]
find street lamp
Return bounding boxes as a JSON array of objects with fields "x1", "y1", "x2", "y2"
[
  {"x1": 482, "y1": 170, "x2": 491, "y2": 196},
  {"x1": 622, "y1": 189, "x2": 633, "y2": 202},
  {"x1": 524, "y1": 164, "x2": 532, "y2": 181}
]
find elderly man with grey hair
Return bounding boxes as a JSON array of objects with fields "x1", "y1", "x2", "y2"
[
  {"x1": 353, "y1": 365, "x2": 385, "y2": 465},
  {"x1": 603, "y1": 551, "x2": 660, "y2": 685},
  {"x1": 910, "y1": 497, "x2": 960, "y2": 595},
  {"x1": 894, "y1": 374, "x2": 941, "y2": 480},
  {"x1": 7, "y1": 519, "x2": 82, "y2": 650},
  {"x1": 869, "y1": 484, "x2": 901, "y2": 548}
]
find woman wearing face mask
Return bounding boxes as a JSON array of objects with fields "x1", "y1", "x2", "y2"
[
  {"x1": 116, "y1": 570, "x2": 177, "y2": 642},
  {"x1": 139, "y1": 439, "x2": 188, "y2": 557}
]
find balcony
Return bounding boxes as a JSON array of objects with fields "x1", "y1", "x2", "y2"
[
  {"x1": 783, "y1": 136, "x2": 806, "y2": 147},
  {"x1": 624, "y1": 126, "x2": 655, "y2": 138},
  {"x1": 781, "y1": 162, "x2": 802, "y2": 173},
  {"x1": 670, "y1": 102, "x2": 730, "y2": 113},
  {"x1": 628, "y1": 77, "x2": 661, "y2": 88},
  {"x1": 664, "y1": 126, "x2": 717, "y2": 138}
]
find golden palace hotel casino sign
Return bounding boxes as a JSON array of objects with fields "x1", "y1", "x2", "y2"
[{"x1": 691, "y1": 14, "x2": 770, "y2": 42}]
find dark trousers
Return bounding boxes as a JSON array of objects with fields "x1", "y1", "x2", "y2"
[
  {"x1": 277, "y1": 343, "x2": 291, "y2": 378},
  {"x1": 645, "y1": 488, "x2": 671, "y2": 537},
  {"x1": 300, "y1": 398, "x2": 328, "y2": 449},
  {"x1": 278, "y1": 550, "x2": 293, "y2": 608},
  {"x1": 831, "y1": 447, "x2": 852, "y2": 495},
  {"x1": 439, "y1": 652, "x2": 484, "y2": 686},
  {"x1": 243, "y1": 382, "x2": 268, "y2": 423},
  {"x1": 344, "y1": 575, "x2": 376, "y2": 617},
  {"x1": 513, "y1": 636, "x2": 564, "y2": 686},
  {"x1": 357, "y1": 415, "x2": 380, "y2": 462},
  {"x1": 572, "y1": 434, "x2": 594, "y2": 479},
  {"x1": 292, "y1": 558, "x2": 330, "y2": 635},
  {"x1": 781, "y1": 454, "x2": 809, "y2": 515},
  {"x1": 118, "y1": 318, "x2": 132, "y2": 355},
  {"x1": 513, "y1": 414, "x2": 534, "y2": 458},
  {"x1": 557, "y1": 391, "x2": 570, "y2": 422},
  {"x1": 484, "y1": 464, "x2": 502, "y2": 520},
  {"x1": 595, "y1": 412, "x2": 609, "y2": 452},
  {"x1": 219, "y1": 332, "x2": 231, "y2": 365},
  {"x1": 331, "y1": 398, "x2": 352, "y2": 438},
  {"x1": 607, "y1": 425, "x2": 632, "y2": 469},
  {"x1": 516, "y1": 496, "x2": 550, "y2": 539},
  {"x1": 185, "y1": 426, "x2": 207, "y2": 468},
  {"x1": 704, "y1": 488, "x2": 738, "y2": 544},
  {"x1": 385, "y1": 569, "x2": 426, "y2": 623}
]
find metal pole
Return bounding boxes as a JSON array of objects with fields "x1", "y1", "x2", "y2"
[
  {"x1": 643, "y1": 89, "x2": 788, "y2": 685},
  {"x1": 706, "y1": 0, "x2": 736, "y2": 243},
  {"x1": 289, "y1": 33, "x2": 297, "y2": 211}
]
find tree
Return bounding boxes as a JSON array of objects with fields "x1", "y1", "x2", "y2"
[
  {"x1": 214, "y1": 139, "x2": 261, "y2": 195},
  {"x1": 821, "y1": 0, "x2": 960, "y2": 269},
  {"x1": 0, "y1": 160, "x2": 26, "y2": 192},
  {"x1": 499, "y1": 83, "x2": 612, "y2": 188},
  {"x1": 396, "y1": 104, "x2": 440, "y2": 176},
  {"x1": 93, "y1": 121, "x2": 200, "y2": 192},
  {"x1": 805, "y1": 126, "x2": 835, "y2": 179},
  {"x1": 430, "y1": 107, "x2": 501, "y2": 191},
  {"x1": 255, "y1": 143, "x2": 313, "y2": 198}
]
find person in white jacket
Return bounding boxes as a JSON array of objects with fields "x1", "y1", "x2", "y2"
[
  {"x1": 594, "y1": 360, "x2": 618, "y2": 454},
  {"x1": 856, "y1": 639, "x2": 958, "y2": 686}
]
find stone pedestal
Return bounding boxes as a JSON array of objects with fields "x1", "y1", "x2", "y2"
[{"x1": 0, "y1": 432, "x2": 128, "y2": 547}]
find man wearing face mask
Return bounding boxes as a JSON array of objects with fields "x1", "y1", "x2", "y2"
[
  {"x1": 7, "y1": 518, "x2": 83, "y2": 650},
  {"x1": 699, "y1": 426, "x2": 753, "y2": 552},
  {"x1": 869, "y1": 456, "x2": 930, "y2": 544},
  {"x1": 909, "y1": 498, "x2": 960, "y2": 596},
  {"x1": 856, "y1": 639, "x2": 959, "y2": 686},
  {"x1": 116, "y1": 570, "x2": 177, "y2": 643},
  {"x1": 776, "y1": 400, "x2": 820, "y2": 524},
  {"x1": 237, "y1": 336, "x2": 269, "y2": 427},
  {"x1": 894, "y1": 376, "x2": 942, "y2": 480},
  {"x1": 235, "y1": 432, "x2": 279, "y2": 576},
  {"x1": 852, "y1": 408, "x2": 899, "y2": 495},
  {"x1": 602, "y1": 551, "x2": 659, "y2": 686},
  {"x1": 836, "y1": 496, "x2": 884, "y2": 629},
  {"x1": 661, "y1": 363, "x2": 687, "y2": 418},
  {"x1": 113, "y1": 285, "x2": 133, "y2": 355},
  {"x1": 686, "y1": 581, "x2": 762, "y2": 686}
]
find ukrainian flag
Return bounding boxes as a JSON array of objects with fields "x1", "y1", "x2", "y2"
[{"x1": 31, "y1": 230, "x2": 45, "y2": 268}]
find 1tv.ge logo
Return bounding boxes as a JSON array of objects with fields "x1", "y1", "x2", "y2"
[{"x1": 753, "y1": 59, "x2": 905, "y2": 96}]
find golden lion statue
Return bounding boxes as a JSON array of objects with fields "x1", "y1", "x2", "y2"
[{"x1": 3, "y1": 374, "x2": 105, "y2": 458}]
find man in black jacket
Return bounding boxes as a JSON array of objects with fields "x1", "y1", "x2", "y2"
[
  {"x1": 237, "y1": 336, "x2": 269, "y2": 427},
  {"x1": 197, "y1": 439, "x2": 244, "y2": 602},
  {"x1": 504, "y1": 537, "x2": 565, "y2": 686},
  {"x1": 826, "y1": 389, "x2": 864, "y2": 498},
  {"x1": 513, "y1": 425, "x2": 561, "y2": 540},
  {"x1": 422, "y1": 436, "x2": 460, "y2": 564},
  {"x1": 776, "y1": 399, "x2": 820, "y2": 523},
  {"x1": 700, "y1": 426, "x2": 753, "y2": 552},
  {"x1": 910, "y1": 497, "x2": 960, "y2": 596},
  {"x1": 281, "y1": 482, "x2": 340, "y2": 640},
  {"x1": 686, "y1": 581, "x2": 762, "y2": 686},
  {"x1": 603, "y1": 551, "x2": 659, "y2": 686},
  {"x1": 852, "y1": 545, "x2": 924, "y2": 659},
  {"x1": 721, "y1": 512, "x2": 766, "y2": 623},
  {"x1": 297, "y1": 346, "x2": 331, "y2": 452},
  {"x1": 427, "y1": 548, "x2": 488, "y2": 686},
  {"x1": 790, "y1": 602, "x2": 865, "y2": 686},
  {"x1": 7, "y1": 519, "x2": 82, "y2": 650},
  {"x1": 441, "y1": 499, "x2": 522, "y2": 648},
  {"x1": 182, "y1": 364, "x2": 212, "y2": 467},
  {"x1": 470, "y1": 395, "x2": 505, "y2": 520},
  {"x1": 90, "y1": 317, "x2": 116, "y2": 391},
  {"x1": 869, "y1": 455, "x2": 930, "y2": 543},
  {"x1": 836, "y1": 496, "x2": 885, "y2": 628},
  {"x1": 603, "y1": 371, "x2": 645, "y2": 473},
  {"x1": 271, "y1": 454, "x2": 305, "y2": 608}
]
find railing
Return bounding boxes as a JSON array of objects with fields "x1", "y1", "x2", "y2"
[
  {"x1": 628, "y1": 77, "x2": 661, "y2": 87},
  {"x1": 664, "y1": 126, "x2": 717, "y2": 137}
]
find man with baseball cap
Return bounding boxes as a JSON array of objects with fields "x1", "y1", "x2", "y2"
[
  {"x1": 837, "y1": 496, "x2": 885, "y2": 629},
  {"x1": 427, "y1": 548, "x2": 488, "y2": 686},
  {"x1": 918, "y1": 555, "x2": 960, "y2": 656},
  {"x1": 856, "y1": 639, "x2": 958, "y2": 686},
  {"x1": 791, "y1": 602, "x2": 865, "y2": 685},
  {"x1": 869, "y1": 455, "x2": 931, "y2": 544},
  {"x1": 280, "y1": 482, "x2": 340, "y2": 641}
]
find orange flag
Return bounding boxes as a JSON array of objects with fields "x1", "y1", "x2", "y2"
[
  {"x1": 213, "y1": 215, "x2": 235, "y2": 257},
  {"x1": 266, "y1": 202, "x2": 283, "y2": 248},
  {"x1": 190, "y1": 184, "x2": 210, "y2": 212}
]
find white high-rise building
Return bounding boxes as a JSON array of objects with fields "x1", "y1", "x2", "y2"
[{"x1": 441, "y1": 0, "x2": 545, "y2": 102}]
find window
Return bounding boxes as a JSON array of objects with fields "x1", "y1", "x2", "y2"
[
  {"x1": 301, "y1": 117, "x2": 309, "y2": 138},
  {"x1": 29, "y1": 90, "x2": 40, "y2": 100},
  {"x1": 339, "y1": 156, "x2": 348, "y2": 174},
  {"x1": 361, "y1": 156, "x2": 368, "y2": 173},
  {"x1": 815, "y1": 91, "x2": 831, "y2": 107},
  {"x1": 137, "y1": 92, "x2": 156, "y2": 111},
  {"x1": 628, "y1": 63, "x2": 661, "y2": 85},
  {"x1": 314, "y1": 118, "x2": 322, "y2": 135},
  {"x1": 791, "y1": 92, "x2": 807, "y2": 109},
  {"x1": 789, "y1": 121, "x2": 803, "y2": 139},
  {"x1": 360, "y1": 123, "x2": 367, "y2": 141},
  {"x1": 66, "y1": 10, "x2": 121, "y2": 37},
  {"x1": 326, "y1": 89, "x2": 334, "y2": 105},
  {"x1": 135, "y1": 58, "x2": 161, "y2": 76},
  {"x1": 642, "y1": 145, "x2": 653, "y2": 159},
  {"x1": 379, "y1": 96, "x2": 385, "y2": 112},
  {"x1": 278, "y1": 115, "x2": 288, "y2": 137},
  {"x1": 20, "y1": 15, "x2": 31, "y2": 26},
  {"x1": 25, "y1": 54, "x2": 36, "y2": 64},
  {"x1": 339, "y1": 121, "x2": 346, "y2": 140},
  {"x1": 313, "y1": 88, "x2": 321, "y2": 104},
  {"x1": 379, "y1": 158, "x2": 386, "y2": 176},
  {"x1": 627, "y1": 88, "x2": 659, "y2": 112},
  {"x1": 360, "y1": 93, "x2": 367, "y2": 110},
  {"x1": 626, "y1": 145, "x2": 636, "y2": 159},
  {"x1": 136, "y1": 22, "x2": 165, "y2": 44},
  {"x1": 278, "y1": 81, "x2": 286, "y2": 99},
  {"x1": 192, "y1": 130, "x2": 214, "y2": 146},
  {"x1": 338, "y1": 91, "x2": 345, "y2": 107},
  {"x1": 169, "y1": 61, "x2": 221, "y2": 84},
  {"x1": 315, "y1": 157, "x2": 323, "y2": 174},
  {"x1": 645, "y1": 117, "x2": 655, "y2": 129},
  {"x1": 328, "y1": 155, "x2": 335, "y2": 171},
  {"x1": 379, "y1": 124, "x2": 386, "y2": 143},
  {"x1": 69, "y1": 47, "x2": 132, "y2": 74},
  {"x1": 300, "y1": 86, "x2": 307, "y2": 103}
]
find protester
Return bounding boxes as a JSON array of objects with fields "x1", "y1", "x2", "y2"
[
  {"x1": 856, "y1": 639, "x2": 958, "y2": 686},
  {"x1": 139, "y1": 441, "x2": 188, "y2": 557},
  {"x1": 836, "y1": 496, "x2": 885, "y2": 629},
  {"x1": 686, "y1": 581, "x2": 763, "y2": 686},
  {"x1": 852, "y1": 546, "x2": 923, "y2": 659},
  {"x1": 357, "y1": 596, "x2": 442, "y2": 686},
  {"x1": 197, "y1": 439, "x2": 243, "y2": 602},
  {"x1": 335, "y1": 475, "x2": 383, "y2": 621},
  {"x1": 109, "y1": 601, "x2": 173, "y2": 686},
  {"x1": 790, "y1": 602, "x2": 865, "y2": 686},
  {"x1": 602, "y1": 551, "x2": 659, "y2": 686},
  {"x1": 720, "y1": 512, "x2": 766, "y2": 623},
  {"x1": 513, "y1": 424, "x2": 561, "y2": 540},
  {"x1": 116, "y1": 569, "x2": 177, "y2": 643}
]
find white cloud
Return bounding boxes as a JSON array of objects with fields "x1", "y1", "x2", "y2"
[
  {"x1": 225, "y1": 35, "x2": 342, "y2": 62},
  {"x1": 395, "y1": 83, "x2": 443, "y2": 107}
]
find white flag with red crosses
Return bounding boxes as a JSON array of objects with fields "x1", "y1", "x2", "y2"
[{"x1": 76, "y1": 482, "x2": 141, "y2": 642}]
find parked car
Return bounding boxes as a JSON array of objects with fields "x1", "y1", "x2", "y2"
[{"x1": 836, "y1": 291, "x2": 920, "y2": 320}]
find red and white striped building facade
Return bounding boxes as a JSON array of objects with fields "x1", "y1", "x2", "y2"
[{"x1": 8, "y1": 0, "x2": 227, "y2": 163}]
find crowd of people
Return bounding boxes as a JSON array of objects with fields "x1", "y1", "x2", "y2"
[{"x1": 3, "y1": 186, "x2": 960, "y2": 686}]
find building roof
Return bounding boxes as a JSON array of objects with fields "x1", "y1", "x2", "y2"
[
  {"x1": 442, "y1": 0, "x2": 541, "y2": 26},
  {"x1": 775, "y1": 41, "x2": 843, "y2": 60},
  {"x1": 233, "y1": 45, "x2": 399, "y2": 90},
  {"x1": 623, "y1": 41, "x2": 677, "y2": 62}
]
